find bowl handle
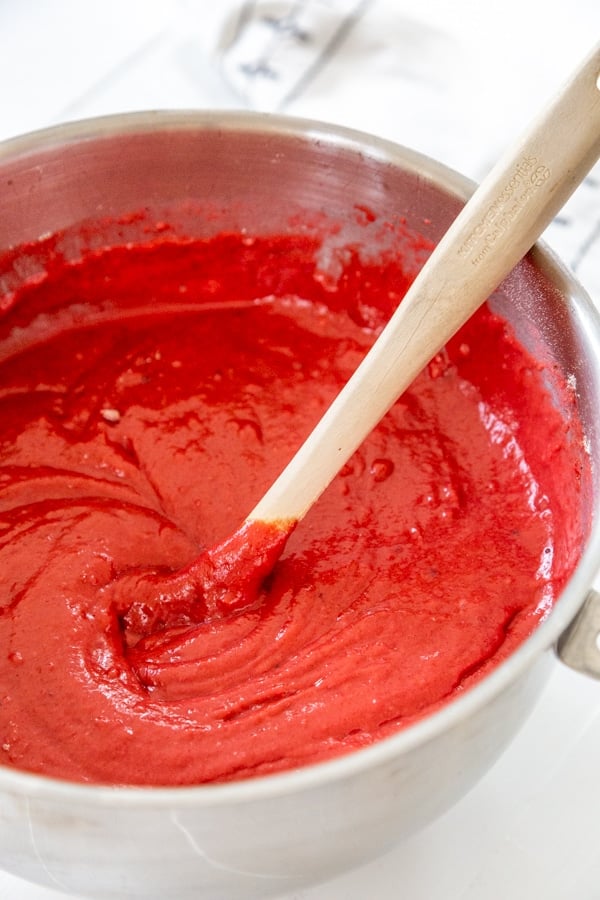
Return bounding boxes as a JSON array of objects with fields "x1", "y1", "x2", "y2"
[{"x1": 556, "y1": 589, "x2": 600, "y2": 679}]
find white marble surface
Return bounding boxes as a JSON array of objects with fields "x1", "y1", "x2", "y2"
[{"x1": 0, "y1": 2, "x2": 599, "y2": 898}]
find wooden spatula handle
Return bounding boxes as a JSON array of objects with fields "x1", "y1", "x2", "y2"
[{"x1": 249, "y1": 44, "x2": 600, "y2": 527}]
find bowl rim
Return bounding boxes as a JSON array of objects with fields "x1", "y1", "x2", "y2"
[{"x1": 0, "y1": 108, "x2": 599, "y2": 807}]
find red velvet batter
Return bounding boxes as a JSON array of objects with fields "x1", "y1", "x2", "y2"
[{"x1": 0, "y1": 227, "x2": 585, "y2": 785}]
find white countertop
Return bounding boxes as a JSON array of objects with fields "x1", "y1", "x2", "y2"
[{"x1": 1, "y1": 2, "x2": 599, "y2": 898}]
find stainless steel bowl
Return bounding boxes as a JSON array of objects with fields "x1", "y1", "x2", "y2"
[{"x1": 0, "y1": 111, "x2": 599, "y2": 900}]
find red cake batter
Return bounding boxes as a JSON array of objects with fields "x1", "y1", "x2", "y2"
[{"x1": 0, "y1": 226, "x2": 585, "y2": 785}]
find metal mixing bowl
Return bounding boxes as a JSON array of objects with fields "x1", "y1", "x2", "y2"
[{"x1": 0, "y1": 111, "x2": 599, "y2": 900}]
